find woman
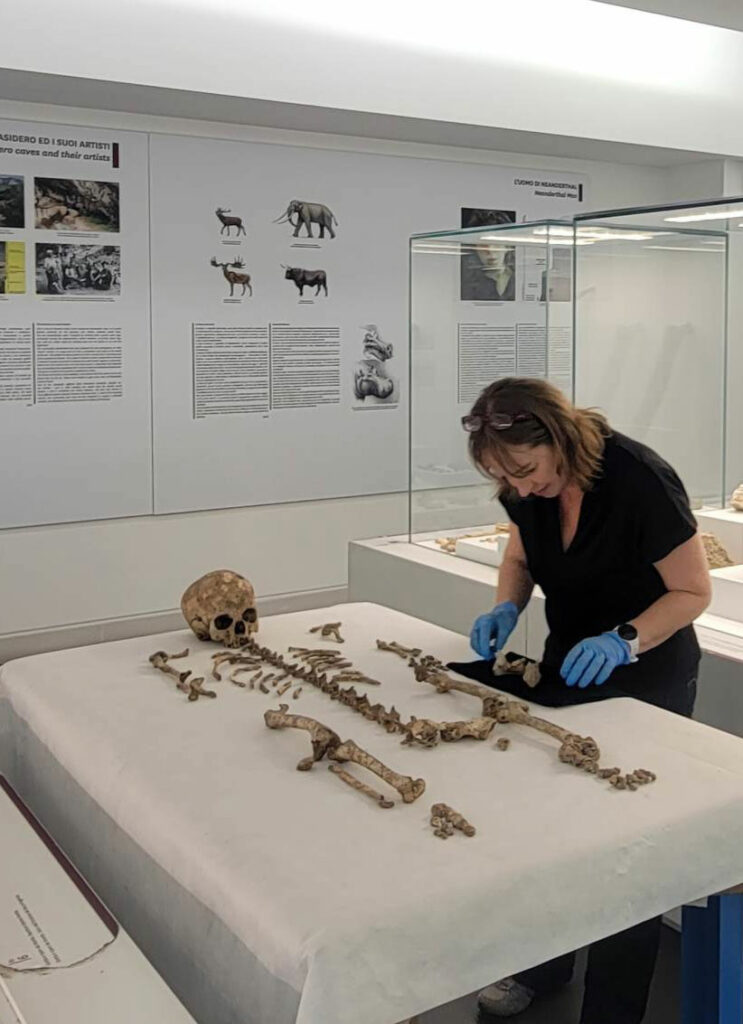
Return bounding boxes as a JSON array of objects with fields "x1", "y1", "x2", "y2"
[{"x1": 463, "y1": 378, "x2": 710, "y2": 1024}]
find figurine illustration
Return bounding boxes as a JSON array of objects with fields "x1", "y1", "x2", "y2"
[{"x1": 353, "y1": 324, "x2": 395, "y2": 401}]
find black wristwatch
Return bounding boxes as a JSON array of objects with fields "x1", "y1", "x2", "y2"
[{"x1": 615, "y1": 623, "x2": 640, "y2": 661}]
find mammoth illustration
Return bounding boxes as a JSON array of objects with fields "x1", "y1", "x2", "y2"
[{"x1": 274, "y1": 199, "x2": 338, "y2": 239}]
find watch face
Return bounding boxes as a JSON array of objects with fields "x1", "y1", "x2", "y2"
[{"x1": 618, "y1": 624, "x2": 638, "y2": 641}]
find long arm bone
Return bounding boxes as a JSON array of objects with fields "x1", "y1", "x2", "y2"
[
  {"x1": 376, "y1": 639, "x2": 422, "y2": 659},
  {"x1": 331, "y1": 739, "x2": 425, "y2": 804},
  {"x1": 494, "y1": 703, "x2": 600, "y2": 770},
  {"x1": 328, "y1": 765, "x2": 394, "y2": 808},
  {"x1": 149, "y1": 650, "x2": 191, "y2": 693},
  {"x1": 264, "y1": 704, "x2": 341, "y2": 770}
]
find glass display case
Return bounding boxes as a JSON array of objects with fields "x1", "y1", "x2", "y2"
[
  {"x1": 409, "y1": 220, "x2": 576, "y2": 564},
  {"x1": 409, "y1": 201, "x2": 740, "y2": 596}
]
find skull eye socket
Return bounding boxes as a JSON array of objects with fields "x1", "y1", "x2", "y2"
[
  {"x1": 213, "y1": 614, "x2": 233, "y2": 631},
  {"x1": 242, "y1": 607, "x2": 257, "y2": 623},
  {"x1": 234, "y1": 620, "x2": 246, "y2": 635}
]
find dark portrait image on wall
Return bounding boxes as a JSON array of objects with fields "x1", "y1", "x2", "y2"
[
  {"x1": 274, "y1": 200, "x2": 337, "y2": 239},
  {"x1": 0, "y1": 175, "x2": 25, "y2": 228},
  {"x1": 36, "y1": 244, "x2": 121, "y2": 296},
  {"x1": 34, "y1": 178, "x2": 120, "y2": 232},
  {"x1": 460, "y1": 208, "x2": 516, "y2": 302}
]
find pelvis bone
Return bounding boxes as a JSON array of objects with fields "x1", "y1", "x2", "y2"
[{"x1": 181, "y1": 569, "x2": 259, "y2": 648}]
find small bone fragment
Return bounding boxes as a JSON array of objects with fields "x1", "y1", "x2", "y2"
[
  {"x1": 229, "y1": 669, "x2": 247, "y2": 688},
  {"x1": 493, "y1": 650, "x2": 514, "y2": 676},
  {"x1": 732, "y1": 484, "x2": 743, "y2": 512},
  {"x1": 292, "y1": 687, "x2": 302, "y2": 699},
  {"x1": 149, "y1": 650, "x2": 192, "y2": 693},
  {"x1": 309, "y1": 622, "x2": 345, "y2": 643},
  {"x1": 701, "y1": 532, "x2": 735, "y2": 569},
  {"x1": 493, "y1": 650, "x2": 540, "y2": 688},
  {"x1": 523, "y1": 661, "x2": 541, "y2": 688},
  {"x1": 277, "y1": 680, "x2": 292, "y2": 696},
  {"x1": 496, "y1": 737, "x2": 510, "y2": 751},
  {"x1": 328, "y1": 764, "x2": 394, "y2": 808},
  {"x1": 332, "y1": 739, "x2": 425, "y2": 804},
  {"x1": 259, "y1": 682, "x2": 270, "y2": 694},
  {"x1": 187, "y1": 677, "x2": 217, "y2": 702},
  {"x1": 431, "y1": 802, "x2": 476, "y2": 837}
]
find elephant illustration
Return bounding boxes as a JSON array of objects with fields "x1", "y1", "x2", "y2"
[{"x1": 274, "y1": 200, "x2": 338, "y2": 239}]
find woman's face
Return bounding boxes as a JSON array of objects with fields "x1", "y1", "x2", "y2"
[
  {"x1": 481, "y1": 443, "x2": 564, "y2": 499},
  {"x1": 474, "y1": 241, "x2": 510, "y2": 273}
]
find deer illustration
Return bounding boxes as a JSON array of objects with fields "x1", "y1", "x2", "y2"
[
  {"x1": 210, "y1": 257, "x2": 253, "y2": 297},
  {"x1": 215, "y1": 207, "x2": 246, "y2": 236}
]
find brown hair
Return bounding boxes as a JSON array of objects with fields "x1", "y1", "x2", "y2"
[{"x1": 466, "y1": 377, "x2": 610, "y2": 497}]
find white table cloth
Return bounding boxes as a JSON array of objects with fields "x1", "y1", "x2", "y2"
[{"x1": 2, "y1": 602, "x2": 743, "y2": 1024}]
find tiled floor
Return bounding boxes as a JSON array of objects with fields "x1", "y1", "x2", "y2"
[{"x1": 420, "y1": 926, "x2": 680, "y2": 1024}]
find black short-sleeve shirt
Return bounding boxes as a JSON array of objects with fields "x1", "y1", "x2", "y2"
[{"x1": 501, "y1": 432, "x2": 700, "y2": 698}]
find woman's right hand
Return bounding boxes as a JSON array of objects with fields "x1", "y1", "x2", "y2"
[{"x1": 469, "y1": 601, "x2": 519, "y2": 659}]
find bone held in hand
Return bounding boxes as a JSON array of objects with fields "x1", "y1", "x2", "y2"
[{"x1": 331, "y1": 739, "x2": 425, "y2": 804}]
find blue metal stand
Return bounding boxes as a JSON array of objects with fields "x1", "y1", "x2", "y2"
[{"x1": 682, "y1": 894, "x2": 743, "y2": 1024}]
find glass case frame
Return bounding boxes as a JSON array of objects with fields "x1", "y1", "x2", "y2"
[{"x1": 408, "y1": 199, "x2": 739, "y2": 585}]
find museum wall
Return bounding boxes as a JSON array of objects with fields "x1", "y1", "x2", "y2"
[{"x1": 0, "y1": 97, "x2": 673, "y2": 652}]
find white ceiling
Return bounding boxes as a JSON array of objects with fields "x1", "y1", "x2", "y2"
[{"x1": 594, "y1": 0, "x2": 743, "y2": 32}]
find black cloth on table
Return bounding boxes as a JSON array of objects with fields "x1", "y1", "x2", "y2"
[{"x1": 446, "y1": 655, "x2": 697, "y2": 716}]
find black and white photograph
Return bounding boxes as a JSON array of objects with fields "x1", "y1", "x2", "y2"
[
  {"x1": 353, "y1": 323, "x2": 398, "y2": 405},
  {"x1": 460, "y1": 207, "x2": 516, "y2": 302},
  {"x1": 0, "y1": 175, "x2": 25, "y2": 228},
  {"x1": 34, "y1": 177, "x2": 120, "y2": 232},
  {"x1": 35, "y1": 243, "x2": 121, "y2": 295}
]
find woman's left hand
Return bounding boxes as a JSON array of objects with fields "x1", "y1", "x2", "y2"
[{"x1": 560, "y1": 631, "x2": 631, "y2": 688}]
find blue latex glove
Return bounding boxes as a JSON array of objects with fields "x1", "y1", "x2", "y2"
[
  {"x1": 560, "y1": 631, "x2": 631, "y2": 689},
  {"x1": 470, "y1": 601, "x2": 519, "y2": 659}
]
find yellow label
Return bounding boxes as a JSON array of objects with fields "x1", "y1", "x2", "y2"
[{"x1": 5, "y1": 242, "x2": 26, "y2": 294}]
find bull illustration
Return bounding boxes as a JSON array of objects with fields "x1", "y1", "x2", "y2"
[
  {"x1": 282, "y1": 265, "x2": 328, "y2": 297},
  {"x1": 274, "y1": 200, "x2": 337, "y2": 239}
]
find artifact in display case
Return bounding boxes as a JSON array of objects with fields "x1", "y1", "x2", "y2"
[
  {"x1": 409, "y1": 220, "x2": 574, "y2": 551},
  {"x1": 409, "y1": 199, "x2": 743, "y2": 625}
]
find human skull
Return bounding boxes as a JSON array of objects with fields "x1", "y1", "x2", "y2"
[{"x1": 180, "y1": 570, "x2": 258, "y2": 647}]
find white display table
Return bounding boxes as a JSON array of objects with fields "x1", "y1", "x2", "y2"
[
  {"x1": 2, "y1": 603, "x2": 743, "y2": 1024},
  {"x1": 0, "y1": 777, "x2": 195, "y2": 1024}
]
